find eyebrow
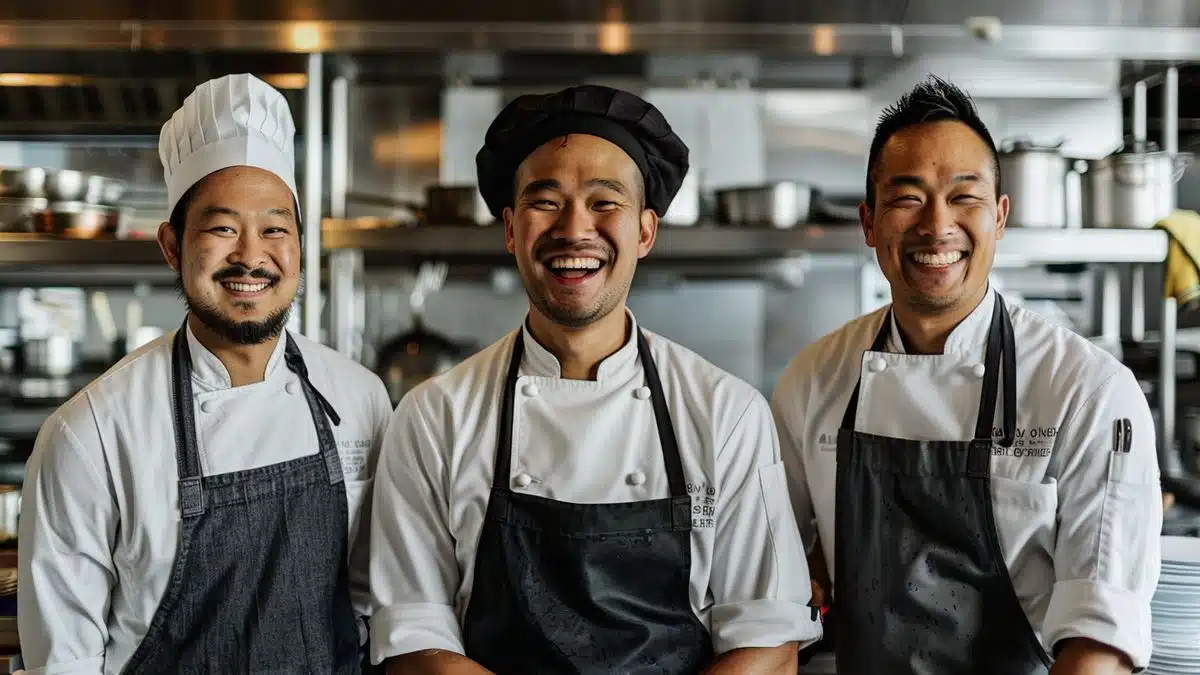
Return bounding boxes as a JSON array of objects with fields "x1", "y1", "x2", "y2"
[
  {"x1": 198, "y1": 205, "x2": 294, "y2": 219},
  {"x1": 519, "y1": 178, "x2": 631, "y2": 198},
  {"x1": 887, "y1": 173, "x2": 982, "y2": 189}
]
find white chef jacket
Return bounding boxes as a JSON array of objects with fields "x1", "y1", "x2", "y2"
[
  {"x1": 771, "y1": 286, "x2": 1162, "y2": 670},
  {"x1": 17, "y1": 324, "x2": 393, "y2": 675},
  {"x1": 369, "y1": 310, "x2": 822, "y2": 665}
]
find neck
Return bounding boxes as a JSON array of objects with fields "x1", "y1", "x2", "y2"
[
  {"x1": 525, "y1": 307, "x2": 630, "y2": 380},
  {"x1": 187, "y1": 313, "x2": 280, "y2": 387},
  {"x1": 892, "y1": 285, "x2": 989, "y2": 355}
]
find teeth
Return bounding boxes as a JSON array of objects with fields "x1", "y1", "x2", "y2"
[
  {"x1": 548, "y1": 257, "x2": 602, "y2": 270},
  {"x1": 223, "y1": 282, "x2": 270, "y2": 293},
  {"x1": 910, "y1": 251, "x2": 965, "y2": 267}
]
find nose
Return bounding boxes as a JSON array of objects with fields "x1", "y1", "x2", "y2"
[
  {"x1": 228, "y1": 230, "x2": 270, "y2": 270},
  {"x1": 552, "y1": 201, "x2": 596, "y2": 241},
  {"x1": 916, "y1": 198, "x2": 958, "y2": 239}
]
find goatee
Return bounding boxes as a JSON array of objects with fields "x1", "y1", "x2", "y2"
[{"x1": 175, "y1": 274, "x2": 290, "y2": 345}]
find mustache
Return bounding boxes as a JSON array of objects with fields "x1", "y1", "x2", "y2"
[
  {"x1": 534, "y1": 238, "x2": 615, "y2": 262},
  {"x1": 211, "y1": 264, "x2": 281, "y2": 284}
]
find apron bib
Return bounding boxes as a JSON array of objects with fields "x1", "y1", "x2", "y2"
[
  {"x1": 833, "y1": 293, "x2": 1052, "y2": 675},
  {"x1": 121, "y1": 325, "x2": 362, "y2": 674},
  {"x1": 461, "y1": 329, "x2": 714, "y2": 674}
]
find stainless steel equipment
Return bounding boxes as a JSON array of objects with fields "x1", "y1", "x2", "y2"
[
  {"x1": 0, "y1": 167, "x2": 124, "y2": 206},
  {"x1": 1087, "y1": 138, "x2": 1192, "y2": 229},
  {"x1": 30, "y1": 202, "x2": 124, "y2": 239},
  {"x1": 715, "y1": 182, "x2": 813, "y2": 229},
  {"x1": 0, "y1": 198, "x2": 47, "y2": 233},
  {"x1": 373, "y1": 263, "x2": 473, "y2": 405},
  {"x1": 19, "y1": 333, "x2": 77, "y2": 378},
  {"x1": 997, "y1": 138, "x2": 1082, "y2": 229}
]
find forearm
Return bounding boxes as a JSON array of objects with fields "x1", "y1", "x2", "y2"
[
  {"x1": 1049, "y1": 639, "x2": 1132, "y2": 675},
  {"x1": 384, "y1": 650, "x2": 494, "y2": 675},
  {"x1": 703, "y1": 644, "x2": 798, "y2": 675}
]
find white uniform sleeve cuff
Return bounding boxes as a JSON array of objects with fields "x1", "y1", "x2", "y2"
[
  {"x1": 24, "y1": 656, "x2": 104, "y2": 675},
  {"x1": 1042, "y1": 578, "x2": 1153, "y2": 670},
  {"x1": 368, "y1": 604, "x2": 465, "y2": 665},
  {"x1": 709, "y1": 599, "x2": 823, "y2": 655}
]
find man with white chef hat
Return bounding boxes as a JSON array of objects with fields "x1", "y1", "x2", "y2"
[
  {"x1": 368, "y1": 84, "x2": 821, "y2": 674},
  {"x1": 17, "y1": 73, "x2": 391, "y2": 674},
  {"x1": 772, "y1": 75, "x2": 1163, "y2": 675}
]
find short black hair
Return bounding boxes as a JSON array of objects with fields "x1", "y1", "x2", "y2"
[{"x1": 865, "y1": 75, "x2": 1000, "y2": 208}]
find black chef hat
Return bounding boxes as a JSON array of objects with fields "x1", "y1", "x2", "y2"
[{"x1": 475, "y1": 85, "x2": 689, "y2": 220}]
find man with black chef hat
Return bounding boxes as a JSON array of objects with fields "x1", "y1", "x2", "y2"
[
  {"x1": 368, "y1": 84, "x2": 821, "y2": 674},
  {"x1": 18, "y1": 74, "x2": 391, "y2": 673}
]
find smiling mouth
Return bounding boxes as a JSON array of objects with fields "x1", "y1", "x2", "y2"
[
  {"x1": 908, "y1": 250, "x2": 967, "y2": 267},
  {"x1": 220, "y1": 280, "x2": 273, "y2": 295},
  {"x1": 545, "y1": 256, "x2": 606, "y2": 281}
]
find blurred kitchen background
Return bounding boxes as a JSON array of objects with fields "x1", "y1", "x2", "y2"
[
  {"x1": 3, "y1": 1, "x2": 1200, "y2": 670},
  {"x1": 3, "y1": 3, "x2": 1200, "y2": 511}
]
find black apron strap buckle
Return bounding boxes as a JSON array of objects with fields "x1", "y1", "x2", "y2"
[
  {"x1": 671, "y1": 496, "x2": 692, "y2": 532},
  {"x1": 178, "y1": 476, "x2": 205, "y2": 516}
]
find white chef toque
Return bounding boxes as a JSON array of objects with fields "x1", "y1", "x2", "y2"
[{"x1": 159, "y1": 73, "x2": 298, "y2": 219}]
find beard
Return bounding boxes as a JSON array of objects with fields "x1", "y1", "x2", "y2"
[
  {"x1": 525, "y1": 236, "x2": 627, "y2": 328},
  {"x1": 175, "y1": 270, "x2": 291, "y2": 346}
]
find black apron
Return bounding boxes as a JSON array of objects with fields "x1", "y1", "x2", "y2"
[
  {"x1": 121, "y1": 326, "x2": 363, "y2": 674},
  {"x1": 833, "y1": 293, "x2": 1052, "y2": 674},
  {"x1": 461, "y1": 329, "x2": 714, "y2": 674}
]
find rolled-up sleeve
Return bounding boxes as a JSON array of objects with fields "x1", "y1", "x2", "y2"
[
  {"x1": 18, "y1": 414, "x2": 117, "y2": 675},
  {"x1": 1042, "y1": 366, "x2": 1161, "y2": 670},
  {"x1": 368, "y1": 391, "x2": 464, "y2": 664},
  {"x1": 707, "y1": 394, "x2": 822, "y2": 655}
]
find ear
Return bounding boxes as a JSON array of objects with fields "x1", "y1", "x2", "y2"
[
  {"x1": 859, "y1": 201, "x2": 876, "y2": 248},
  {"x1": 503, "y1": 207, "x2": 516, "y2": 254},
  {"x1": 636, "y1": 208, "x2": 659, "y2": 259},
  {"x1": 157, "y1": 221, "x2": 181, "y2": 272},
  {"x1": 995, "y1": 193, "x2": 1009, "y2": 240}
]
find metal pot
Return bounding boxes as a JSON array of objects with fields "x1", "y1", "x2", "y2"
[
  {"x1": 997, "y1": 138, "x2": 1083, "y2": 229},
  {"x1": 1087, "y1": 138, "x2": 1192, "y2": 229},
  {"x1": 0, "y1": 167, "x2": 124, "y2": 206},
  {"x1": 30, "y1": 202, "x2": 124, "y2": 238},
  {"x1": 18, "y1": 333, "x2": 76, "y2": 378},
  {"x1": 374, "y1": 320, "x2": 471, "y2": 405},
  {"x1": 715, "y1": 182, "x2": 813, "y2": 229}
]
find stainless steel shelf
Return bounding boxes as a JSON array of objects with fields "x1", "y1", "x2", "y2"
[
  {"x1": 321, "y1": 223, "x2": 1170, "y2": 267},
  {"x1": 0, "y1": 235, "x2": 163, "y2": 265},
  {"x1": 0, "y1": 226, "x2": 1170, "y2": 268}
]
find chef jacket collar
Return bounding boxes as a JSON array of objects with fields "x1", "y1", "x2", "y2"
[
  {"x1": 885, "y1": 284, "x2": 995, "y2": 357},
  {"x1": 519, "y1": 308, "x2": 641, "y2": 382},
  {"x1": 184, "y1": 319, "x2": 288, "y2": 391}
]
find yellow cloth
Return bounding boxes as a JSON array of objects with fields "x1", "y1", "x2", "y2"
[{"x1": 1157, "y1": 209, "x2": 1200, "y2": 308}]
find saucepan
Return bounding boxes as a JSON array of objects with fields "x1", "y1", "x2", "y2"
[{"x1": 714, "y1": 182, "x2": 862, "y2": 228}]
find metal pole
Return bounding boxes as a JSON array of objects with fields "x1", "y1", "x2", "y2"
[
  {"x1": 1133, "y1": 79, "x2": 1147, "y2": 144},
  {"x1": 327, "y1": 74, "x2": 362, "y2": 359},
  {"x1": 1161, "y1": 297, "x2": 1180, "y2": 475},
  {"x1": 303, "y1": 52, "x2": 324, "y2": 341},
  {"x1": 1131, "y1": 266, "x2": 1145, "y2": 342},
  {"x1": 1164, "y1": 65, "x2": 1179, "y2": 155}
]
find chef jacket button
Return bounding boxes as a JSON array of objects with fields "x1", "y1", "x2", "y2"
[
  {"x1": 972, "y1": 363, "x2": 987, "y2": 378},
  {"x1": 869, "y1": 357, "x2": 887, "y2": 373},
  {"x1": 522, "y1": 382, "x2": 540, "y2": 397},
  {"x1": 514, "y1": 473, "x2": 533, "y2": 488},
  {"x1": 634, "y1": 386, "x2": 651, "y2": 400},
  {"x1": 200, "y1": 400, "x2": 215, "y2": 414},
  {"x1": 627, "y1": 470, "x2": 646, "y2": 486},
  {"x1": 286, "y1": 381, "x2": 300, "y2": 395}
]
